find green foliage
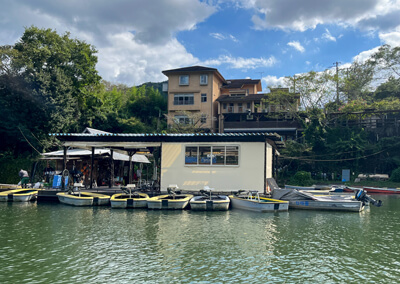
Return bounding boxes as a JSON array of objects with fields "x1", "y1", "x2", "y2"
[
  {"x1": 0, "y1": 154, "x2": 34, "y2": 184},
  {"x1": 390, "y1": 168, "x2": 400, "y2": 182},
  {"x1": 375, "y1": 76, "x2": 400, "y2": 100},
  {"x1": 290, "y1": 171, "x2": 313, "y2": 186}
]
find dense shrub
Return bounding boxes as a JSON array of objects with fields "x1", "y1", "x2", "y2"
[
  {"x1": 0, "y1": 155, "x2": 35, "y2": 184},
  {"x1": 290, "y1": 171, "x2": 313, "y2": 186},
  {"x1": 390, "y1": 167, "x2": 400, "y2": 182}
]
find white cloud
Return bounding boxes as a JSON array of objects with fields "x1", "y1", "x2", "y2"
[
  {"x1": 262, "y1": 75, "x2": 288, "y2": 89},
  {"x1": 97, "y1": 33, "x2": 198, "y2": 85},
  {"x1": 203, "y1": 55, "x2": 277, "y2": 69},
  {"x1": 0, "y1": 0, "x2": 216, "y2": 85},
  {"x1": 287, "y1": 41, "x2": 305, "y2": 53},
  {"x1": 379, "y1": 29, "x2": 400, "y2": 47},
  {"x1": 239, "y1": 0, "x2": 400, "y2": 33},
  {"x1": 210, "y1": 33, "x2": 226, "y2": 40},
  {"x1": 210, "y1": 32, "x2": 239, "y2": 42},
  {"x1": 322, "y1": 29, "x2": 336, "y2": 42}
]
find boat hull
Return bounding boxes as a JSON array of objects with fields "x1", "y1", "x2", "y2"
[
  {"x1": 288, "y1": 199, "x2": 364, "y2": 212},
  {"x1": 229, "y1": 195, "x2": 289, "y2": 212},
  {"x1": 363, "y1": 187, "x2": 400, "y2": 194},
  {"x1": 57, "y1": 192, "x2": 110, "y2": 206},
  {"x1": 110, "y1": 193, "x2": 149, "y2": 208},
  {"x1": 0, "y1": 189, "x2": 38, "y2": 202},
  {"x1": 190, "y1": 195, "x2": 230, "y2": 211},
  {"x1": 147, "y1": 194, "x2": 193, "y2": 210}
]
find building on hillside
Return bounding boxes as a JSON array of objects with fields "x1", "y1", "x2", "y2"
[
  {"x1": 162, "y1": 66, "x2": 302, "y2": 140},
  {"x1": 218, "y1": 88, "x2": 302, "y2": 140}
]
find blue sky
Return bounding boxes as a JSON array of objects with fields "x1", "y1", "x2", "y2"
[{"x1": 1, "y1": 0, "x2": 399, "y2": 90}]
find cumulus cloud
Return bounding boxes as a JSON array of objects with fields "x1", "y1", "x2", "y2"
[
  {"x1": 262, "y1": 75, "x2": 288, "y2": 89},
  {"x1": 379, "y1": 29, "x2": 400, "y2": 47},
  {"x1": 287, "y1": 41, "x2": 305, "y2": 53},
  {"x1": 0, "y1": 0, "x2": 216, "y2": 85},
  {"x1": 240, "y1": 0, "x2": 400, "y2": 32}
]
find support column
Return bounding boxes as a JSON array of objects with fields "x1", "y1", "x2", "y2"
[
  {"x1": 90, "y1": 147, "x2": 95, "y2": 189},
  {"x1": 109, "y1": 149, "x2": 114, "y2": 188},
  {"x1": 62, "y1": 146, "x2": 67, "y2": 190},
  {"x1": 128, "y1": 150, "x2": 137, "y2": 185}
]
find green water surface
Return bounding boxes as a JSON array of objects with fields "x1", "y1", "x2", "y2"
[{"x1": 0, "y1": 195, "x2": 399, "y2": 283}]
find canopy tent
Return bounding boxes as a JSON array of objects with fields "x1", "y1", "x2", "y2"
[{"x1": 41, "y1": 148, "x2": 150, "y2": 163}]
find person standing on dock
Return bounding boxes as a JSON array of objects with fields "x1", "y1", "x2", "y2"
[
  {"x1": 19, "y1": 169, "x2": 29, "y2": 188},
  {"x1": 43, "y1": 162, "x2": 54, "y2": 183}
]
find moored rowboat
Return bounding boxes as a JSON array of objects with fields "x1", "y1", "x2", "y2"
[
  {"x1": 362, "y1": 187, "x2": 400, "y2": 194},
  {"x1": 110, "y1": 192, "x2": 149, "y2": 208},
  {"x1": 229, "y1": 191, "x2": 289, "y2": 213},
  {"x1": 190, "y1": 195, "x2": 230, "y2": 211},
  {"x1": 57, "y1": 192, "x2": 110, "y2": 206},
  {"x1": 0, "y1": 188, "x2": 39, "y2": 202}
]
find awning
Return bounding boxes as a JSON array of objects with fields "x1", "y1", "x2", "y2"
[{"x1": 41, "y1": 148, "x2": 150, "y2": 163}]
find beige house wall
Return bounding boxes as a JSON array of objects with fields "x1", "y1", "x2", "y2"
[
  {"x1": 160, "y1": 142, "x2": 268, "y2": 192},
  {"x1": 166, "y1": 72, "x2": 223, "y2": 130}
]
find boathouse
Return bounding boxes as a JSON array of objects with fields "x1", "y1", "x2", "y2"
[{"x1": 52, "y1": 132, "x2": 284, "y2": 193}]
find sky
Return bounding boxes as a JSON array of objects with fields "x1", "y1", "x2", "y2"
[{"x1": 1, "y1": 0, "x2": 400, "y2": 90}]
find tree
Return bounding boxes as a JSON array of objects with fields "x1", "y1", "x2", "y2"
[{"x1": 0, "y1": 26, "x2": 101, "y2": 155}]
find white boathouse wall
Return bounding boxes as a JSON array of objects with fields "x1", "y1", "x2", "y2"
[{"x1": 161, "y1": 142, "x2": 269, "y2": 192}]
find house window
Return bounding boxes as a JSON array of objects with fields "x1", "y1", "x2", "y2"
[
  {"x1": 174, "y1": 115, "x2": 193, "y2": 125},
  {"x1": 238, "y1": 103, "x2": 243, "y2": 113},
  {"x1": 201, "y1": 114, "x2": 207, "y2": 124},
  {"x1": 179, "y1": 75, "x2": 189, "y2": 86},
  {"x1": 174, "y1": 94, "x2": 194, "y2": 105},
  {"x1": 200, "y1": 74, "x2": 208, "y2": 85},
  {"x1": 223, "y1": 103, "x2": 227, "y2": 110},
  {"x1": 201, "y1": 93, "x2": 207, "y2": 102},
  {"x1": 184, "y1": 145, "x2": 239, "y2": 166},
  {"x1": 228, "y1": 103, "x2": 234, "y2": 113},
  {"x1": 247, "y1": 103, "x2": 251, "y2": 109}
]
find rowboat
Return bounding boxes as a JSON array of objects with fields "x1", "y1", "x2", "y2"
[
  {"x1": 0, "y1": 188, "x2": 39, "y2": 202},
  {"x1": 229, "y1": 191, "x2": 289, "y2": 213},
  {"x1": 362, "y1": 186, "x2": 400, "y2": 194},
  {"x1": 110, "y1": 184, "x2": 149, "y2": 208},
  {"x1": 147, "y1": 185, "x2": 193, "y2": 210},
  {"x1": 190, "y1": 187, "x2": 230, "y2": 211},
  {"x1": 57, "y1": 192, "x2": 110, "y2": 206},
  {"x1": 271, "y1": 188, "x2": 382, "y2": 212},
  {"x1": 57, "y1": 184, "x2": 110, "y2": 206}
]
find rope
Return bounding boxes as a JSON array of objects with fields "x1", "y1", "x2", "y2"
[{"x1": 18, "y1": 126, "x2": 41, "y2": 155}]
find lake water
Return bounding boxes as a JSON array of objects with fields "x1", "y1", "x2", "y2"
[{"x1": 0, "y1": 195, "x2": 399, "y2": 283}]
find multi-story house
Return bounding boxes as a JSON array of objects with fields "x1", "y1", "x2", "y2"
[{"x1": 162, "y1": 66, "x2": 301, "y2": 140}]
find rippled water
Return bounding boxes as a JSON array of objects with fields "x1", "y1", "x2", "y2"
[{"x1": 0, "y1": 195, "x2": 399, "y2": 283}]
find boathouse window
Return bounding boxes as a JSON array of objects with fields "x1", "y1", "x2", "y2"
[
  {"x1": 185, "y1": 145, "x2": 239, "y2": 166},
  {"x1": 185, "y1": 146, "x2": 198, "y2": 164}
]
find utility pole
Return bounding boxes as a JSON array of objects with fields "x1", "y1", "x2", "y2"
[{"x1": 334, "y1": 62, "x2": 340, "y2": 103}]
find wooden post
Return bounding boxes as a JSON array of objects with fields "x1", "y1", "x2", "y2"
[
  {"x1": 109, "y1": 149, "x2": 114, "y2": 188},
  {"x1": 62, "y1": 146, "x2": 67, "y2": 190},
  {"x1": 90, "y1": 147, "x2": 95, "y2": 189}
]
